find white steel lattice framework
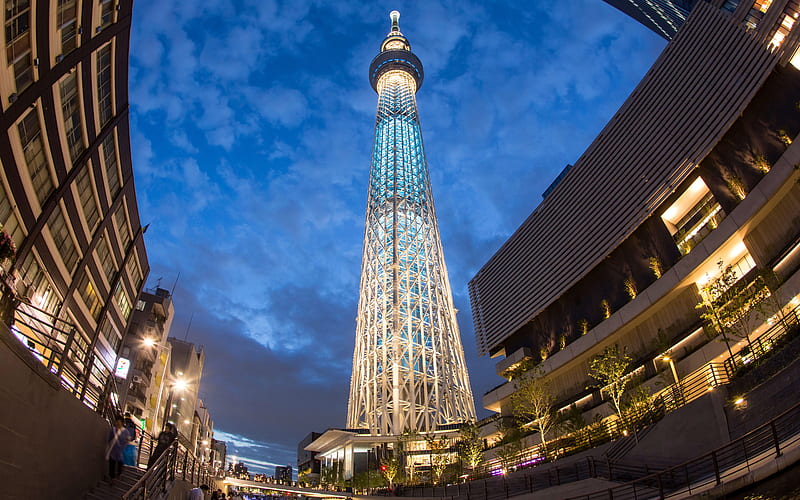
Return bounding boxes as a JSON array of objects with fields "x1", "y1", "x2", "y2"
[{"x1": 347, "y1": 12, "x2": 476, "y2": 436}]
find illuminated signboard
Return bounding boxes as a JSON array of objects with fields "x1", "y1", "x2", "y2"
[{"x1": 115, "y1": 357, "x2": 131, "y2": 379}]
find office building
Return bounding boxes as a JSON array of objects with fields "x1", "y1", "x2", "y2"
[
  {"x1": 604, "y1": 0, "x2": 800, "y2": 45},
  {"x1": 469, "y1": 2, "x2": 800, "y2": 463},
  {"x1": 165, "y1": 337, "x2": 204, "y2": 440},
  {"x1": 275, "y1": 464, "x2": 292, "y2": 484},
  {"x1": 0, "y1": 0, "x2": 149, "y2": 411},
  {"x1": 297, "y1": 431, "x2": 322, "y2": 486},
  {"x1": 116, "y1": 286, "x2": 174, "y2": 433}
]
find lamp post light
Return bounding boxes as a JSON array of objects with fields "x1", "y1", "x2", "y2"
[
  {"x1": 162, "y1": 377, "x2": 187, "y2": 433},
  {"x1": 661, "y1": 355, "x2": 680, "y2": 385},
  {"x1": 143, "y1": 338, "x2": 172, "y2": 433}
]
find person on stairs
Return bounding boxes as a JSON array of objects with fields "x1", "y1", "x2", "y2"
[{"x1": 105, "y1": 415, "x2": 131, "y2": 483}]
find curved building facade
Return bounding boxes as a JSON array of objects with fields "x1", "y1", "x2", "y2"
[
  {"x1": 470, "y1": 1, "x2": 800, "y2": 439},
  {"x1": 0, "y1": 0, "x2": 148, "y2": 410}
]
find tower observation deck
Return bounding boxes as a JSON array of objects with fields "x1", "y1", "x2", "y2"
[{"x1": 347, "y1": 11, "x2": 476, "y2": 436}]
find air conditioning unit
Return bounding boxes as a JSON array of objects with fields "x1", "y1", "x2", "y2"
[{"x1": 132, "y1": 375, "x2": 142, "y2": 383}]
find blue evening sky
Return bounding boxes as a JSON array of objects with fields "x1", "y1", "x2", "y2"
[{"x1": 129, "y1": 0, "x2": 666, "y2": 473}]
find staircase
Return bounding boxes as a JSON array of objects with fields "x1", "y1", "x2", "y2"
[{"x1": 84, "y1": 466, "x2": 146, "y2": 500}]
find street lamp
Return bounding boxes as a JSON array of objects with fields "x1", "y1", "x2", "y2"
[
  {"x1": 162, "y1": 377, "x2": 187, "y2": 431},
  {"x1": 660, "y1": 355, "x2": 680, "y2": 385},
  {"x1": 143, "y1": 338, "x2": 172, "y2": 433}
]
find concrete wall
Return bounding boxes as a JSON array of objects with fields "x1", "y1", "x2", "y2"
[
  {"x1": 725, "y1": 336, "x2": 800, "y2": 439},
  {"x1": 0, "y1": 328, "x2": 110, "y2": 500},
  {"x1": 624, "y1": 390, "x2": 731, "y2": 465}
]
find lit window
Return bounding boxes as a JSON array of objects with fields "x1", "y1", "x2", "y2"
[
  {"x1": 661, "y1": 178, "x2": 725, "y2": 256},
  {"x1": 754, "y1": 0, "x2": 773, "y2": 13},
  {"x1": 384, "y1": 40, "x2": 406, "y2": 50},
  {"x1": 126, "y1": 256, "x2": 141, "y2": 291},
  {"x1": 18, "y1": 252, "x2": 62, "y2": 316},
  {"x1": 78, "y1": 268, "x2": 103, "y2": 320},
  {"x1": 768, "y1": 2, "x2": 800, "y2": 50},
  {"x1": 135, "y1": 299, "x2": 146, "y2": 311},
  {"x1": 114, "y1": 281, "x2": 131, "y2": 320}
]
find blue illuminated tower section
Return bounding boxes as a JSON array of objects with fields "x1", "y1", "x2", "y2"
[{"x1": 347, "y1": 11, "x2": 476, "y2": 436}]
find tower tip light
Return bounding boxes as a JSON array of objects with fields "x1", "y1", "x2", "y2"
[{"x1": 390, "y1": 10, "x2": 400, "y2": 31}]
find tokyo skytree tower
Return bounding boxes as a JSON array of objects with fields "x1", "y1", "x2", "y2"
[{"x1": 347, "y1": 11, "x2": 476, "y2": 436}]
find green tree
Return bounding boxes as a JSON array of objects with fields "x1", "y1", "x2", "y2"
[
  {"x1": 380, "y1": 455, "x2": 402, "y2": 489},
  {"x1": 351, "y1": 470, "x2": 386, "y2": 492},
  {"x1": 458, "y1": 421, "x2": 484, "y2": 477},
  {"x1": 320, "y1": 461, "x2": 345, "y2": 488},
  {"x1": 697, "y1": 261, "x2": 768, "y2": 359},
  {"x1": 753, "y1": 270, "x2": 789, "y2": 330},
  {"x1": 558, "y1": 404, "x2": 586, "y2": 435},
  {"x1": 588, "y1": 345, "x2": 633, "y2": 421},
  {"x1": 494, "y1": 421, "x2": 523, "y2": 474},
  {"x1": 397, "y1": 428, "x2": 420, "y2": 484},
  {"x1": 510, "y1": 367, "x2": 557, "y2": 456},
  {"x1": 424, "y1": 434, "x2": 451, "y2": 485}
]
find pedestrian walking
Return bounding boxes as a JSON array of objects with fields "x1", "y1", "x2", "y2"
[
  {"x1": 147, "y1": 422, "x2": 177, "y2": 469},
  {"x1": 189, "y1": 484, "x2": 209, "y2": 499},
  {"x1": 105, "y1": 416, "x2": 130, "y2": 483},
  {"x1": 122, "y1": 412, "x2": 138, "y2": 466}
]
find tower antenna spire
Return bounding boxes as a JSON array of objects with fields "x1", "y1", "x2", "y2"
[{"x1": 390, "y1": 10, "x2": 400, "y2": 33}]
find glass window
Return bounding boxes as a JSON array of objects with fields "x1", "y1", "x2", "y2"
[
  {"x1": 75, "y1": 167, "x2": 99, "y2": 231},
  {"x1": 722, "y1": 0, "x2": 740, "y2": 12},
  {"x1": 18, "y1": 252, "x2": 62, "y2": 316},
  {"x1": 767, "y1": 2, "x2": 800, "y2": 49},
  {"x1": 60, "y1": 72, "x2": 85, "y2": 163},
  {"x1": 114, "y1": 281, "x2": 131, "y2": 320},
  {"x1": 114, "y1": 202, "x2": 130, "y2": 249},
  {"x1": 96, "y1": 44, "x2": 112, "y2": 127},
  {"x1": 96, "y1": 233, "x2": 116, "y2": 282},
  {"x1": 99, "y1": 0, "x2": 115, "y2": 28},
  {"x1": 100, "y1": 316, "x2": 121, "y2": 351},
  {"x1": 126, "y1": 255, "x2": 141, "y2": 291},
  {"x1": 47, "y1": 206, "x2": 78, "y2": 272},
  {"x1": 135, "y1": 299, "x2": 145, "y2": 311},
  {"x1": 56, "y1": 0, "x2": 78, "y2": 55},
  {"x1": 18, "y1": 109, "x2": 54, "y2": 205},
  {"x1": 102, "y1": 134, "x2": 120, "y2": 198},
  {"x1": 0, "y1": 184, "x2": 23, "y2": 246},
  {"x1": 5, "y1": 0, "x2": 33, "y2": 92},
  {"x1": 661, "y1": 178, "x2": 725, "y2": 256},
  {"x1": 78, "y1": 268, "x2": 103, "y2": 320},
  {"x1": 745, "y1": 0, "x2": 774, "y2": 29}
]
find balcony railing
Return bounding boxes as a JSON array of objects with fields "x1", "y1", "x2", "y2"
[{"x1": 7, "y1": 298, "x2": 109, "y2": 410}]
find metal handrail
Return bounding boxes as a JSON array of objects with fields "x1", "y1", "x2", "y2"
[
  {"x1": 566, "y1": 400, "x2": 800, "y2": 499},
  {"x1": 121, "y1": 437, "x2": 218, "y2": 499}
]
